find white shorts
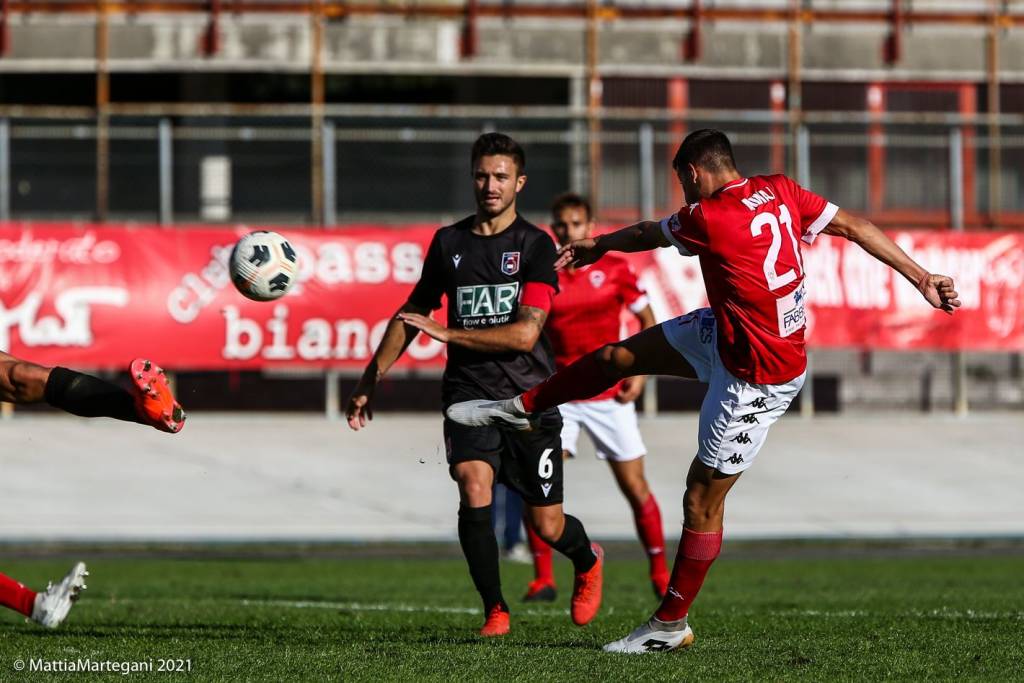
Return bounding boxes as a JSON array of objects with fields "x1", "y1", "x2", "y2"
[
  {"x1": 661, "y1": 308, "x2": 805, "y2": 475},
  {"x1": 559, "y1": 399, "x2": 647, "y2": 462}
]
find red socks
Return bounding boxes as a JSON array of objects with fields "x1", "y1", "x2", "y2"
[
  {"x1": 521, "y1": 353, "x2": 618, "y2": 413},
  {"x1": 654, "y1": 527, "x2": 723, "y2": 622},
  {"x1": 526, "y1": 523, "x2": 554, "y2": 585},
  {"x1": 0, "y1": 572, "x2": 37, "y2": 617},
  {"x1": 633, "y1": 494, "x2": 668, "y2": 582}
]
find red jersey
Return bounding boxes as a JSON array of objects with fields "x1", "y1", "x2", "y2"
[
  {"x1": 546, "y1": 254, "x2": 649, "y2": 401},
  {"x1": 661, "y1": 174, "x2": 838, "y2": 385}
]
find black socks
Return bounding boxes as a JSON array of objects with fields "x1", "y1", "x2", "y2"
[
  {"x1": 547, "y1": 514, "x2": 597, "y2": 574},
  {"x1": 457, "y1": 504, "x2": 508, "y2": 613},
  {"x1": 44, "y1": 366, "x2": 140, "y2": 424}
]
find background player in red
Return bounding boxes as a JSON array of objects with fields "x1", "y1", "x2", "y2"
[
  {"x1": 522, "y1": 192, "x2": 668, "y2": 603},
  {"x1": 447, "y1": 129, "x2": 960, "y2": 653}
]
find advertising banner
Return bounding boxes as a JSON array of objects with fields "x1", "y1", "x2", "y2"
[{"x1": 0, "y1": 223, "x2": 1020, "y2": 370}]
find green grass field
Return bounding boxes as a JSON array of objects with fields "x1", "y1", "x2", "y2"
[{"x1": 0, "y1": 546, "x2": 1022, "y2": 681}]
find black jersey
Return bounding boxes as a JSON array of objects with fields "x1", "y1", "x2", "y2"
[{"x1": 408, "y1": 214, "x2": 560, "y2": 406}]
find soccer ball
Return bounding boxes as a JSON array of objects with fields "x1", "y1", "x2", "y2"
[{"x1": 229, "y1": 231, "x2": 298, "y2": 302}]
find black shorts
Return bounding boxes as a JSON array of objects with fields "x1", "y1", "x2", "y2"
[{"x1": 443, "y1": 408, "x2": 563, "y2": 507}]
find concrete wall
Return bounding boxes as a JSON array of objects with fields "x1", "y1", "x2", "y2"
[
  {"x1": 3, "y1": 14, "x2": 1024, "y2": 82},
  {"x1": 1, "y1": 413, "x2": 1020, "y2": 542}
]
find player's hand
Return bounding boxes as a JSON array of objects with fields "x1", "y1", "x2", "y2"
[
  {"x1": 346, "y1": 380, "x2": 376, "y2": 431},
  {"x1": 555, "y1": 238, "x2": 605, "y2": 271},
  {"x1": 916, "y1": 273, "x2": 961, "y2": 315},
  {"x1": 397, "y1": 312, "x2": 451, "y2": 343},
  {"x1": 615, "y1": 376, "x2": 645, "y2": 404}
]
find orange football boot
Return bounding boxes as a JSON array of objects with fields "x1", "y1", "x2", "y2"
[
  {"x1": 570, "y1": 543, "x2": 604, "y2": 626},
  {"x1": 130, "y1": 358, "x2": 186, "y2": 434},
  {"x1": 479, "y1": 605, "x2": 511, "y2": 637}
]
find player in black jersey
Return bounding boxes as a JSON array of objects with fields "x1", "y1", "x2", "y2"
[{"x1": 346, "y1": 133, "x2": 603, "y2": 637}]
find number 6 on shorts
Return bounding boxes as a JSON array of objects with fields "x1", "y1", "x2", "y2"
[{"x1": 538, "y1": 448, "x2": 554, "y2": 479}]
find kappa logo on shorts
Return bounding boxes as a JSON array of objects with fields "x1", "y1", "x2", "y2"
[
  {"x1": 501, "y1": 251, "x2": 520, "y2": 275},
  {"x1": 699, "y1": 317, "x2": 715, "y2": 344},
  {"x1": 724, "y1": 454, "x2": 745, "y2": 465},
  {"x1": 749, "y1": 397, "x2": 767, "y2": 409},
  {"x1": 730, "y1": 432, "x2": 752, "y2": 444},
  {"x1": 738, "y1": 414, "x2": 760, "y2": 424},
  {"x1": 541, "y1": 483, "x2": 553, "y2": 498}
]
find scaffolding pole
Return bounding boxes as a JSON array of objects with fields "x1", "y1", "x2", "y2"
[{"x1": 949, "y1": 127, "x2": 968, "y2": 417}]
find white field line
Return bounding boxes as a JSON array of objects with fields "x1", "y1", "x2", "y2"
[{"x1": 241, "y1": 599, "x2": 1023, "y2": 621}]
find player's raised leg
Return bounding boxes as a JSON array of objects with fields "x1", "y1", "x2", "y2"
[
  {"x1": 0, "y1": 563, "x2": 88, "y2": 629},
  {"x1": 446, "y1": 322, "x2": 697, "y2": 427},
  {"x1": 524, "y1": 503, "x2": 603, "y2": 626},
  {"x1": 0, "y1": 351, "x2": 185, "y2": 433},
  {"x1": 607, "y1": 458, "x2": 669, "y2": 598}
]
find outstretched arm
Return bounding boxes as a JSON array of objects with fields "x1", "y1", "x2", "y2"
[
  {"x1": 347, "y1": 300, "x2": 431, "y2": 430},
  {"x1": 822, "y1": 209, "x2": 961, "y2": 314},
  {"x1": 555, "y1": 221, "x2": 669, "y2": 270},
  {"x1": 399, "y1": 304, "x2": 548, "y2": 354}
]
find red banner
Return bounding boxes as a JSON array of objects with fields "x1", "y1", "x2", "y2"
[{"x1": 0, "y1": 223, "x2": 1021, "y2": 370}]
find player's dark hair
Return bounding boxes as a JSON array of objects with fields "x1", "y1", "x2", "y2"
[
  {"x1": 550, "y1": 192, "x2": 592, "y2": 221},
  {"x1": 471, "y1": 132, "x2": 526, "y2": 175},
  {"x1": 672, "y1": 129, "x2": 737, "y2": 173}
]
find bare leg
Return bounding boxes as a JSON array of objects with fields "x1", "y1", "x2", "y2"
[
  {"x1": 0, "y1": 353, "x2": 51, "y2": 404},
  {"x1": 654, "y1": 457, "x2": 741, "y2": 622}
]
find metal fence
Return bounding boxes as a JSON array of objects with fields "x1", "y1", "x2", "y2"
[{"x1": 2, "y1": 108, "x2": 1024, "y2": 228}]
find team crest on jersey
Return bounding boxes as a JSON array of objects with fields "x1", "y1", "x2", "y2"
[
  {"x1": 588, "y1": 270, "x2": 606, "y2": 289},
  {"x1": 500, "y1": 251, "x2": 520, "y2": 275}
]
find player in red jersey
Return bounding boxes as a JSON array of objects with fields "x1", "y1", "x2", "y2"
[
  {"x1": 447, "y1": 129, "x2": 960, "y2": 652},
  {"x1": 522, "y1": 192, "x2": 668, "y2": 603}
]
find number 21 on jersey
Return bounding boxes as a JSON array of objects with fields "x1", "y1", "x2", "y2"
[
  {"x1": 750, "y1": 203, "x2": 807, "y2": 338},
  {"x1": 749, "y1": 204, "x2": 803, "y2": 291}
]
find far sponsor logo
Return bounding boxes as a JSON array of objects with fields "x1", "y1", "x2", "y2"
[
  {"x1": 588, "y1": 270, "x2": 606, "y2": 289},
  {"x1": 541, "y1": 483, "x2": 553, "y2": 498},
  {"x1": 501, "y1": 251, "x2": 520, "y2": 275}
]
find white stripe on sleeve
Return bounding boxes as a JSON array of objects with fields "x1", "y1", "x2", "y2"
[
  {"x1": 659, "y1": 215, "x2": 693, "y2": 256},
  {"x1": 802, "y1": 202, "x2": 839, "y2": 244},
  {"x1": 628, "y1": 294, "x2": 650, "y2": 314}
]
